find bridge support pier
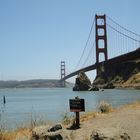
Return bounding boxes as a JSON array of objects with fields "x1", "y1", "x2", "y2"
[
  {"x1": 98, "y1": 62, "x2": 105, "y2": 75},
  {"x1": 60, "y1": 61, "x2": 66, "y2": 87},
  {"x1": 95, "y1": 14, "x2": 108, "y2": 75}
]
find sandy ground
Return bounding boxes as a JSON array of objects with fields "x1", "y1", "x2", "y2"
[{"x1": 63, "y1": 102, "x2": 140, "y2": 139}]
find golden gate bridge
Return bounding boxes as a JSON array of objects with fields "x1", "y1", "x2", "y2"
[{"x1": 60, "y1": 14, "x2": 140, "y2": 87}]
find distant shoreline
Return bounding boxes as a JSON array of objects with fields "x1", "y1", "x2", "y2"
[{"x1": 0, "y1": 79, "x2": 74, "y2": 88}]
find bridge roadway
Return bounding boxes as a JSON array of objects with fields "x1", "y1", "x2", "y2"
[{"x1": 62, "y1": 48, "x2": 140, "y2": 80}]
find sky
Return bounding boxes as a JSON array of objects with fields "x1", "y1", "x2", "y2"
[{"x1": 0, "y1": 0, "x2": 140, "y2": 82}]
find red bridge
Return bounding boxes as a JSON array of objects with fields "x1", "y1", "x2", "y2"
[{"x1": 60, "y1": 14, "x2": 140, "y2": 86}]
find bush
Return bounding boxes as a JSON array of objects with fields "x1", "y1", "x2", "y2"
[{"x1": 98, "y1": 101, "x2": 112, "y2": 113}]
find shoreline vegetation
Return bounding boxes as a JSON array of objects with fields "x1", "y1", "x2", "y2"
[{"x1": 0, "y1": 101, "x2": 140, "y2": 140}]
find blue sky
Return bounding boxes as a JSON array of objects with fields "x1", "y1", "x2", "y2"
[{"x1": 0, "y1": 0, "x2": 140, "y2": 82}]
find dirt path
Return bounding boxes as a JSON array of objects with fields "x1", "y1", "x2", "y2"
[{"x1": 65, "y1": 103, "x2": 140, "y2": 139}]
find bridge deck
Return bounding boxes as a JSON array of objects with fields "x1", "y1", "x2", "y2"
[{"x1": 62, "y1": 49, "x2": 140, "y2": 80}]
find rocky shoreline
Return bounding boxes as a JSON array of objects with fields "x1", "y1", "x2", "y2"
[{"x1": 73, "y1": 60, "x2": 140, "y2": 91}]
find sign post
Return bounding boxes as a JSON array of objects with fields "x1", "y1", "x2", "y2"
[
  {"x1": 3, "y1": 96, "x2": 6, "y2": 104},
  {"x1": 69, "y1": 96, "x2": 85, "y2": 128},
  {"x1": 76, "y1": 112, "x2": 80, "y2": 127}
]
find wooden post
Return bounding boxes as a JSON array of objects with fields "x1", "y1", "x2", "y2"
[
  {"x1": 75, "y1": 96, "x2": 80, "y2": 128},
  {"x1": 75, "y1": 112, "x2": 80, "y2": 128},
  {"x1": 3, "y1": 96, "x2": 6, "y2": 104}
]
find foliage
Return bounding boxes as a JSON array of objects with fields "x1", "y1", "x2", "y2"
[{"x1": 98, "y1": 101, "x2": 112, "y2": 113}]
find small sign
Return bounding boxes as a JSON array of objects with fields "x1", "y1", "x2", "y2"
[{"x1": 69, "y1": 98, "x2": 85, "y2": 112}]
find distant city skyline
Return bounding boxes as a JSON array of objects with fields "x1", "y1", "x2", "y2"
[{"x1": 0, "y1": 0, "x2": 140, "y2": 82}]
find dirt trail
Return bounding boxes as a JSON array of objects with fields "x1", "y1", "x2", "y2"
[{"x1": 66, "y1": 103, "x2": 140, "y2": 139}]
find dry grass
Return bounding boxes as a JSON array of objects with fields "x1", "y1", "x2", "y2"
[
  {"x1": 80, "y1": 112, "x2": 97, "y2": 122},
  {"x1": 0, "y1": 112, "x2": 46, "y2": 140},
  {"x1": 0, "y1": 130, "x2": 16, "y2": 140},
  {"x1": 122, "y1": 72, "x2": 140, "y2": 88},
  {"x1": 62, "y1": 112, "x2": 72, "y2": 125},
  {"x1": 119, "y1": 101, "x2": 140, "y2": 110},
  {"x1": 98, "y1": 101, "x2": 112, "y2": 113},
  {"x1": 0, "y1": 127, "x2": 32, "y2": 140}
]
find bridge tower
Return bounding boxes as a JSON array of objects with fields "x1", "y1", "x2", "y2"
[
  {"x1": 95, "y1": 14, "x2": 108, "y2": 74},
  {"x1": 60, "y1": 61, "x2": 66, "y2": 87}
]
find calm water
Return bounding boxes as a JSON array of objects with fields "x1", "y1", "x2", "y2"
[{"x1": 0, "y1": 88, "x2": 140, "y2": 129}]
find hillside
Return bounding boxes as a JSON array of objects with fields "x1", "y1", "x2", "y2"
[
  {"x1": 93, "y1": 59, "x2": 140, "y2": 89},
  {"x1": 0, "y1": 79, "x2": 73, "y2": 88}
]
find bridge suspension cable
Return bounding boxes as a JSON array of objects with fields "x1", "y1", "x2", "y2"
[
  {"x1": 106, "y1": 15, "x2": 140, "y2": 58},
  {"x1": 107, "y1": 15, "x2": 140, "y2": 38},
  {"x1": 74, "y1": 17, "x2": 95, "y2": 71},
  {"x1": 81, "y1": 40, "x2": 96, "y2": 68},
  {"x1": 74, "y1": 16, "x2": 105, "y2": 70},
  {"x1": 107, "y1": 23, "x2": 140, "y2": 43}
]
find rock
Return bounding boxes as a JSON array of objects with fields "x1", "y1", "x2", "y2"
[
  {"x1": 93, "y1": 60, "x2": 140, "y2": 89},
  {"x1": 93, "y1": 74, "x2": 106, "y2": 85},
  {"x1": 46, "y1": 134, "x2": 63, "y2": 140},
  {"x1": 31, "y1": 132, "x2": 63, "y2": 140},
  {"x1": 31, "y1": 131, "x2": 40, "y2": 140},
  {"x1": 73, "y1": 71, "x2": 91, "y2": 91},
  {"x1": 73, "y1": 84, "x2": 79, "y2": 91},
  {"x1": 48, "y1": 124, "x2": 62, "y2": 132},
  {"x1": 120, "y1": 133, "x2": 131, "y2": 140},
  {"x1": 31, "y1": 124, "x2": 63, "y2": 140},
  {"x1": 103, "y1": 83, "x2": 115, "y2": 89},
  {"x1": 88, "y1": 85, "x2": 99, "y2": 91},
  {"x1": 90, "y1": 131, "x2": 107, "y2": 140},
  {"x1": 90, "y1": 131, "x2": 131, "y2": 140}
]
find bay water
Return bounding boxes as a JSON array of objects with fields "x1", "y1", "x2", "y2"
[{"x1": 0, "y1": 88, "x2": 140, "y2": 129}]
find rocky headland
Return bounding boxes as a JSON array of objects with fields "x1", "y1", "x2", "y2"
[
  {"x1": 73, "y1": 59, "x2": 140, "y2": 90},
  {"x1": 73, "y1": 72, "x2": 92, "y2": 91}
]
